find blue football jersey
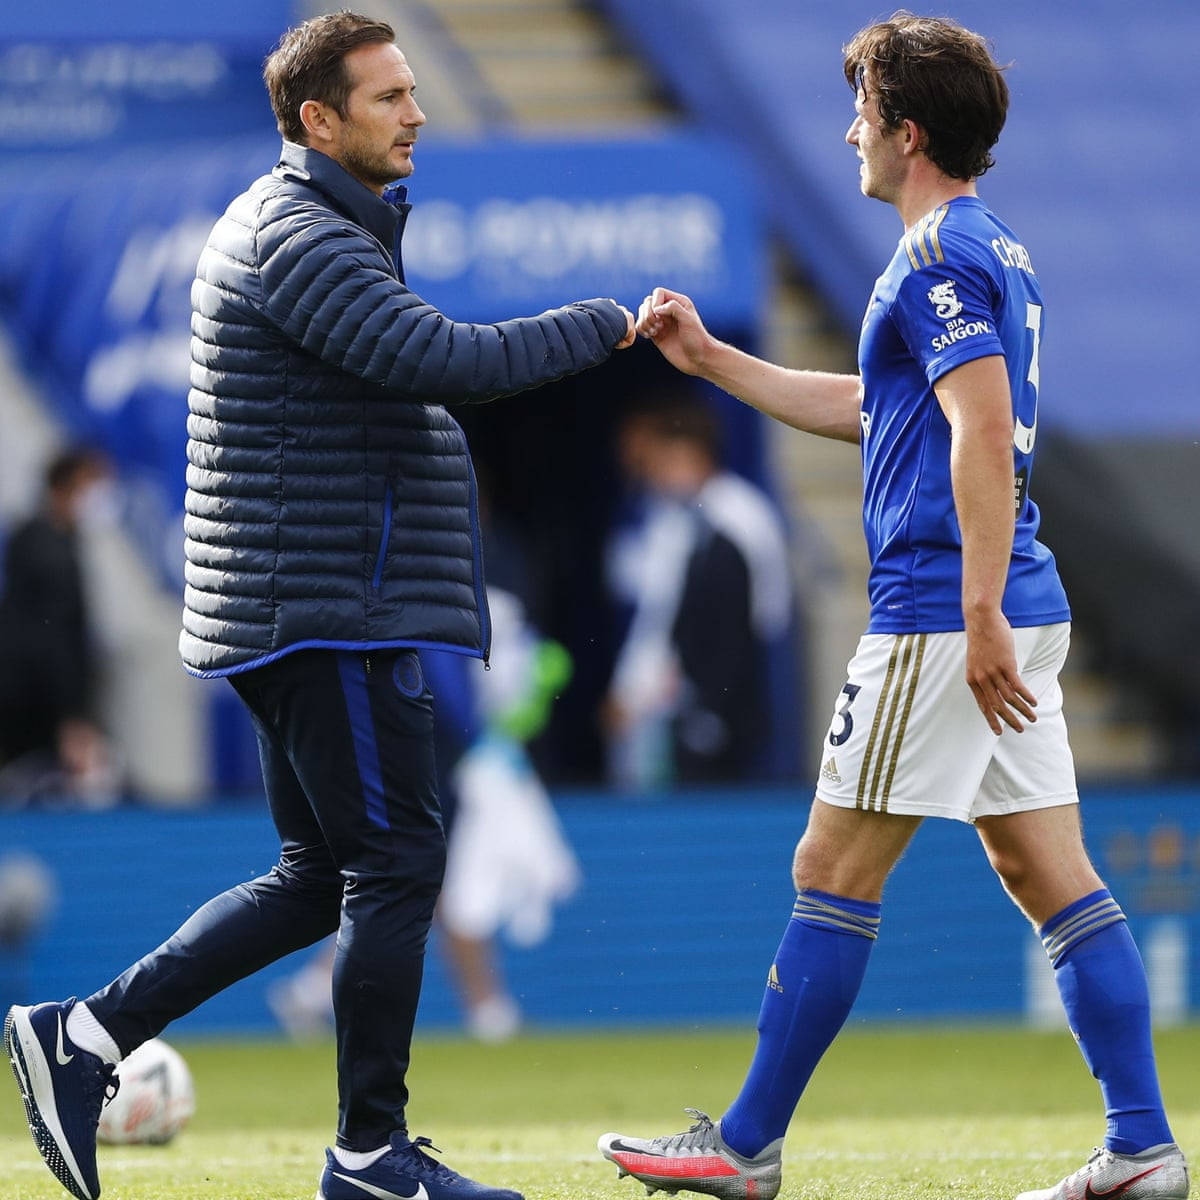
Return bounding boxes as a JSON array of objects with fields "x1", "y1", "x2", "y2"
[{"x1": 857, "y1": 195, "x2": 1070, "y2": 633}]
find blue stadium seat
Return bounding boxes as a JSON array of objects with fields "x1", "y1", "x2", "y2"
[{"x1": 597, "y1": 0, "x2": 1200, "y2": 438}]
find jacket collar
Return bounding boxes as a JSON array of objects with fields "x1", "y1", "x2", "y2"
[{"x1": 273, "y1": 141, "x2": 409, "y2": 249}]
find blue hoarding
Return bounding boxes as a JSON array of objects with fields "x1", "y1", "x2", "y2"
[
  {"x1": 0, "y1": 42, "x2": 276, "y2": 152},
  {"x1": 1, "y1": 785, "x2": 1198, "y2": 1035}
]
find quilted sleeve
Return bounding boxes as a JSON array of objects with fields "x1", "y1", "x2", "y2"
[{"x1": 257, "y1": 206, "x2": 627, "y2": 402}]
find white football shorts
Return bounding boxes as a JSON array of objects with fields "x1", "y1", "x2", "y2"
[{"x1": 814, "y1": 622, "x2": 1078, "y2": 822}]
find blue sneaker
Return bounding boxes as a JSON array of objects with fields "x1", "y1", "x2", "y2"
[
  {"x1": 5, "y1": 999, "x2": 119, "y2": 1200},
  {"x1": 317, "y1": 1132, "x2": 524, "y2": 1200}
]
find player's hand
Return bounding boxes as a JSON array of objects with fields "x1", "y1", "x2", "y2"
[
  {"x1": 964, "y1": 611, "x2": 1038, "y2": 734},
  {"x1": 635, "y1": 287, "x2": 715, "y2": 376},
  {"x1": 614, "y1": 305, "x2": 637, "y2": 349}
]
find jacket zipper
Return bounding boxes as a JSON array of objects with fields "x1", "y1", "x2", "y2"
[
  {"x1": 465, "y1": 448, "x2": 491, "y2": 666},
  {"x1": 371, "y1": 480, "x2": 394, "y2": 593}
]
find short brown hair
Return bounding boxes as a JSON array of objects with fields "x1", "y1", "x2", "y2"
[
  {"x1": 642, "y1": 397, "x2": 723, "y2": 460},
  {"x1": 263, "y1": 11, "x2": 395, "y2": 144},
  {"x1": 843, "y1": 12, "x2": 1008, "y2": 181}
]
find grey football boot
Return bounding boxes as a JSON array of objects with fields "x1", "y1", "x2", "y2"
[
  {"x1": 598, "y1": 1109, "x2": 782, "y2": 1200},
  {"x1": 1015, "y1": 1144, "x2": 1189, "y2": 1200}
]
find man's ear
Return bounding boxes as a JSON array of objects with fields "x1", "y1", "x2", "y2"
[
  {"x1": 901, "y1": 117, "x2": 928, "y2": 157},
  {"x1": 299, "y1": 99, "x2": 336, "y2": 146}
]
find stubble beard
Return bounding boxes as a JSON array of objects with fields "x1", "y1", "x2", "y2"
[{"x1": 340, "y1": 137, "x2": 411, "y2": 190}]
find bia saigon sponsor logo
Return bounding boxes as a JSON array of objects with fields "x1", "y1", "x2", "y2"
[
  {"x1": 926, "y1": 279, "x2": 963, "y2": 320},
  {"x1": 931, "y1": 317, "x2": 992, "y2": 354}
]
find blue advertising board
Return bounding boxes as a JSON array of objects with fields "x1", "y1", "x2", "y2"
[
  {"x1": 0, "y1": 41, "x2": 277, "y2": 152},
  {"x1": 1, "y1": 785, "x2": 1197, "y2": 1034},
  {"x1": 403, "y1": 138, "x2": 758, "y2": 328}
]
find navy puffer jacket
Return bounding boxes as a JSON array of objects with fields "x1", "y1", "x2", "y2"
[{"x1": 181, "y1": 143, "x2": 628, "y2": 677}]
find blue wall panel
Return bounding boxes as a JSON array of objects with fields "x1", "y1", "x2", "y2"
[{"x1": 2, "y1": 786, "x2": 1198, "y2": 1036}]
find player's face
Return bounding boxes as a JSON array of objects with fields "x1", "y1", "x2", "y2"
[
  {"x1": 328, "y1": 42, "x2": 425, "y2": 193},
  {"x1": 846, "y1": 79, "x2": 906, "y2": 205}
]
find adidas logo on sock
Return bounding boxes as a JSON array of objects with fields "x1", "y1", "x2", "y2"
[{"x1": 821, "y1": 756, "x2": 841, "y2": 783}]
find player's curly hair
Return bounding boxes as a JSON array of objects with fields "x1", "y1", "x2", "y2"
[
  {"x1": 842, "y1": 12, "x2": 1009, "y2": 181},
  {"x1": 264, "y1": 11, "x2": 396, "y2": 145}
]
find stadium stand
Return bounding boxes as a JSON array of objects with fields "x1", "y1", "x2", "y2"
[
  {"x1": 2, "y1": 0, "x2": 1200, "y2": 1045},
  {"x1": 1, "y1": 0, "x2": 1196, "y2": 781},
  {"x1": 0, "y1": 0, "x2": 778, "y2": 788},
  {"x1": 419, "y1": 0, "x2": 1200, "y2": 774},
  {"x1": 594, "y1": 0, "x2": 1200, "y2": 773},
  {"x1": 594, "y1": 0, "x2": 1200, "y2": 435},
  {"x1": 398, "y1": 0, "x2": 669, "y2": 127}
]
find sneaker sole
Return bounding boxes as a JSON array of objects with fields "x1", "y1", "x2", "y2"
[
  {"x1": 600, "y1": 1132, "x2": 787, "y2": 1200},
  {"x1": 5, "y1": 1007, "x2": 96, "y2": 1200},
  {"x1": 606, "y1": 1168, "x2": 773, "y2": 1200},
  {"x1": 600, "y1": 1145, "x2": 777, "y2": 1200}
]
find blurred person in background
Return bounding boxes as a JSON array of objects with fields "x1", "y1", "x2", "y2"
[
  {"x1": 430, "y1": 587, "x2": 579, "y2": 1040},
  {"x1": 0, "y1": 448, "x2": 119, "y2": 808},
  {"x1": 4, "y1": 12, "x2": 634, "y2": 1200},
  {"x1": 598, "y1": 15, "x2": 1187, "y2": 1200},
  {"x1": 427, "y1": 471, "x2": 580, "y2": 1041},
  {"x1": 604, "y1": 398, "x2": 792, "y2": 786},
  {"x1": 0, "y1": 852, "x2": 58, "y2": 1011}
]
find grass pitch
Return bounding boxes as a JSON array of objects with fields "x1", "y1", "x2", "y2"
[{"x1": 2, "y1": 1023, "x2": 1197, "y2": 1200}]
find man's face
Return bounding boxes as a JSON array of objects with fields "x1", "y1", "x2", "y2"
[
  {"x1": 845, "y1": 76, "x2": 906, "y2": 204},
  {"x1": 327, "y1": 41, "x2": 425, "y2": 193},
  {"x1": 641, "y1": 437, "x2": 711, "y2": 499}
]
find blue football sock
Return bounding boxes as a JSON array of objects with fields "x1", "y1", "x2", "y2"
[
  {"x1": 720, "y1": 889, "x2": 880, "y2": 1158},
  {"x1": 1042, "y1": 889, "x2": 1173, "y2": 1154}
]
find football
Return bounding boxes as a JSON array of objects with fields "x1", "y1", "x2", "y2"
[{"x1": 97, "y1": 1037, "x2": 196, "y2": 1146}]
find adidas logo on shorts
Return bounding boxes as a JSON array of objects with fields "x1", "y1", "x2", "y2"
[{"x1": 821, "y1": 756, "x2": 841, "y2": 783}]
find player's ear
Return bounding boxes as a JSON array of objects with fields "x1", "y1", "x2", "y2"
[{"x1": 901, "y1": 117, "x2": 928, "y2": 157}]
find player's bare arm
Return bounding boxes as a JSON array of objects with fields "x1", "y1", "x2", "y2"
[
  {"x1": 935, "y1": 354, "x2": 1038, "y2": 735},
  {"x1": 637, "y1": 287, "x2": 862, "y2": 442}
]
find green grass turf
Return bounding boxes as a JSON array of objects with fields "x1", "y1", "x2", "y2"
[{"x1": 2, "y1": 1023, "x2": 1197, "y2": 1199}]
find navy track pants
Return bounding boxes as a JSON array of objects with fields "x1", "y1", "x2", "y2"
[{"x1": 85, "y1": 648, "x2": 445, "y2": 1149}]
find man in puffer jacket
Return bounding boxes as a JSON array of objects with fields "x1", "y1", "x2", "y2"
[{"x1": 4, "y1": 13, "x2": 634, "y2": 1200}]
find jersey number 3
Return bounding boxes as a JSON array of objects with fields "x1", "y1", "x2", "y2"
[
  {"x1": 829, "y1": 683, "x2": 861, "y2": 747},
  {"x1": 1014, "y1": 301, "x2": 1041, "y2": 454}
]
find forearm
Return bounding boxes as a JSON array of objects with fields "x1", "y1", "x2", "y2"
[
  {"x1": 700, "y1": 339, "x2": 862, "y2": 442},
  {"x1": 935, "y1": 355, "x2": 1036, "y2": 731},
  {"x1": 951, "y1": 424, "x2": 1016, "y2": 622},
  {"x1": 258, "y1": 221, "x2": 626, "y2": 401},
  {"x1": 349, "y1": 296, "x2": 625, "y2": 402}
]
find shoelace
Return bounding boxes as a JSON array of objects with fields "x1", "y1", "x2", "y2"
[
  {"x1": 395, "y1": 1136, "x2": 460, "y2": 1184},
  {"x1": 1064, "y1": 1148, "x2": 1111, "y2": 1187},
  {"x1": 83, "y1": 1062, "x2": 120, "y2": 1123},
  {"x1": 650, "y1": 1109, "x2": 719, "y2": 1153}
]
